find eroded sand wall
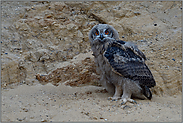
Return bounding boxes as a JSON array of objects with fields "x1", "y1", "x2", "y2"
[{"x1": 1, "y1": 1, "x2": 182, "y2": 96}]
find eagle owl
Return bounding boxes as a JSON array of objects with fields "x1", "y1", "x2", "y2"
[{"x1": 88, "y1": 24, "x2": 156, "y2": 104}]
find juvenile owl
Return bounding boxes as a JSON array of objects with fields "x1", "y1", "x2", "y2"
[{"x1": 88, "y1": 24, "x2": 156, "y2": 104}]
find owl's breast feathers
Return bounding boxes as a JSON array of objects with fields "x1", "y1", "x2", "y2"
[{"x1": 104, "y1": 40, "x2": 156, "y2": 88}]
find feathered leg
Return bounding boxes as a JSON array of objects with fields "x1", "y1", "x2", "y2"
[
  {"x1": 120, "y1": 83, "x2": 137, "y2": 105},
  {"x1": 108, "y1": 85, "x2": 122, "y2": 101}
]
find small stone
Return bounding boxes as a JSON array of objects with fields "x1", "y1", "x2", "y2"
[
  {"x1": 22, "y1": 108, "x2": 28, "y2": 112},
  {"x1": 17, "y1": 118, "x2": 22, "y2": 121},
  {"x1": 3, "y1": 83, "x2": 7, "y2": 87},
  {"x1": 78, "y1": 30, "x2": 83, "y2": 38},
  {"x1": 172, "y1": 26, "x2": 177, "y2": 29},
  {"x1": 134, "y1": 12, "x2": 141, "y2": 16},
  {"x1": 85, "y1": 112, "x2": 89, "y2": 116},
  {"x1": 17, "y1": 117, "x2": 26, "y2": 121},
  {"x1": 67, "y1": 23, "x2": 76, "y2": 30},
  {"x1": 31, "y1": 6, "x2": 36, "y2": 10},
  {"x1": 46, "y1": 15, "x2": 52, "y2": 18},
  {"x1": 41, "y1": 119, "x2": 48, "y2": 122}
]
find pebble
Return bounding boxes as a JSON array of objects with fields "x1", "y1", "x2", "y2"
[
  {"x1": 31, "y1": 6, "x2": 35, "y2": 10},
  {"x1": 41, "y1": 119, "x2": 47, "y2": 122},
  {"x1": 22, "y1": 108, "x2": 28, "y2": 112},
  {"x1": 134, "y1": 12, "x2": 141, "y2": 15},
  {"x1": 17, "y1": 117, "x2": 25, "y2": 121}
]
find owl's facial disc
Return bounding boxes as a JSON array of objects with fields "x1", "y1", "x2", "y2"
[{"x1": 92, "y1": 28, "x2": 113, "y2": 43}]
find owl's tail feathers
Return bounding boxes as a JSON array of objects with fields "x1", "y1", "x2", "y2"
[{"x1": 142, "y1": 86, "x2": 152, "y2": 100}]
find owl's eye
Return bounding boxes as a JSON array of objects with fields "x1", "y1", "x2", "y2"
[
  {"x1": 95, "y1": 31, "x2": 99, "y2": 36},
  {"x1": 105, "y1": 30, "x2": 109, "y2": 35}
]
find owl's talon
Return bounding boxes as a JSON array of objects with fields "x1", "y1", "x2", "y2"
[
  {"x1": 108, "y1": 97, "x2": 112, "y2": 100},
  {"x1": 108, "y1": 97, "x2": 113, "y2": 100},
  {"x1": 108, "y1": 97, "x2": 120, "y2": 101},
  {"x1": 120, "y1": 98, "x2": 137, "y2": 105},
  {"x1": 133, "y1": 100, "x2": 137, "y2": 104},
  {"x1": 112, "y1": 99, "x2": 118, "y2": 101}
]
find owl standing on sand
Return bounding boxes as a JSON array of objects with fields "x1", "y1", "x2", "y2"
[{"x1": 88, "y1": 24, "x2": 156, "y2": 104}]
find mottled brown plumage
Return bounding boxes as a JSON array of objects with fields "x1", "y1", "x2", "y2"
[{"x1": 89, "y1": 24, "x2": 156, "y2": 104}]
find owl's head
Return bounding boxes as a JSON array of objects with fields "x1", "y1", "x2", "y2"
[{"x1": 89, "y1": 24, "x2": 119, "y2": 45}]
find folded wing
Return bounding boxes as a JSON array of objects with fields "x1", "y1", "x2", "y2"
[{"x1": 104, "y1": 40, "x2": 156, "y2": 88}]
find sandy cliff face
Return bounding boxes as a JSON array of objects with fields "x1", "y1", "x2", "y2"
[{"x1": 1, "y1": 1, "x2": 182, "y2": 96}]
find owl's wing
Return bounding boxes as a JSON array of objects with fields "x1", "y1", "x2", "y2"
[{"x1": 104, "y1": 40, "x2": 156, "y2": 88}]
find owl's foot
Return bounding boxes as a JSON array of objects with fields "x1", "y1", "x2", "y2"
[
  {"x1": 120, "y1": 98, "x2": 137, "y2": 105},
  {"x1": 108, "y1": 97, "x2": 121, "y2": 101}
]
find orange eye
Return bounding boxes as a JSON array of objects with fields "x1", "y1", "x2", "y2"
[
  {"x1": 105, "y1": 30, "x2": 109, "y2": 35},
  {"x1": 95, "y1": 31, "x2": 99, "y2": 35}
]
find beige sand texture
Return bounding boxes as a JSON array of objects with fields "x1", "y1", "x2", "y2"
[
  {"x1": 2, "y1": 83, "x2": 181, "y2": 122},
  {"x1": 1, "y1": 1, "x2": 182, "y2": 122}
]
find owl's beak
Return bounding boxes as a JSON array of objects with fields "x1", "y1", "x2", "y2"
[{"x1": 100, "y1": 33, "x2": 104, "y2": 41}]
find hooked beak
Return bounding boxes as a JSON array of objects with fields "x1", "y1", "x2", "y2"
[{"x1": 99, "y1": 33, "x2": 105, "y2": 42}]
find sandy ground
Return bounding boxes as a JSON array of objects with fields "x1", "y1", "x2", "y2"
[{"x1": 2, "y1": 83, "x2": 181, "y2": 122}]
